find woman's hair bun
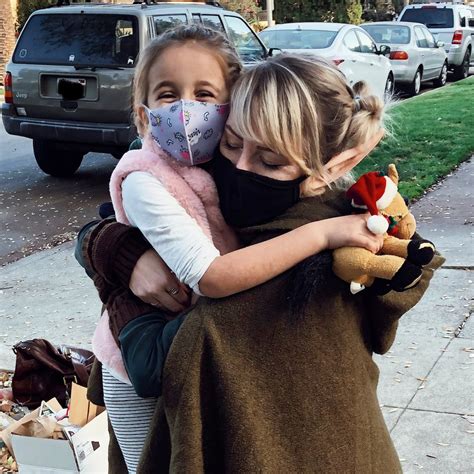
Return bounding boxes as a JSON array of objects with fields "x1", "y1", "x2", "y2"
[{"x1": 352, "y1": 81, "x2": 384, "y2": 121}]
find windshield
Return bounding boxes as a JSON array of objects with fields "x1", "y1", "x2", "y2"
[
  {"x1": 400, "y1": 8, "x2": 454, "y2": 28},
  {"x1": 14, "y1": 14, "x2": 139, "y2": 67},
  {"x1": 259, "y1": 29, "x2": 338, "y2": 50},
  {"x1": 362, "y1": 25, "x2": 410, "y2": 44}
]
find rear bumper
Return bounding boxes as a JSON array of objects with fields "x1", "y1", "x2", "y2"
[
  {"x1": 2, "y1": 103, "x2": 135, "y2": 150},
  {"x1": 446, "y1": 45, "x2": 466, "y2": 67}
]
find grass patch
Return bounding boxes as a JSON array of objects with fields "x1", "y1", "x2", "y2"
[{"x1": 355, "y1": 77, "x2": 474, "y2": 200}]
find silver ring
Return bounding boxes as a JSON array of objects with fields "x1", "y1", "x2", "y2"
[{"x1": 166, "y1": 287, "x2": 179, "y2": 296}]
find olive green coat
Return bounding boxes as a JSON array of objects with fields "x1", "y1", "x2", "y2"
[{"x1": 127, "y1": 191, "x2": 443, "y2": 473}]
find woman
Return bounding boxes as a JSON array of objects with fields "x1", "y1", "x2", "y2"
[{"x1": 77, "y1": 55, "x2": 442, "y2": 472}]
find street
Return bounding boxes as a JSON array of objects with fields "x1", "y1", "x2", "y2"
[{"x1": 0, "y1": 121, "x2": 116, "y2": 266}]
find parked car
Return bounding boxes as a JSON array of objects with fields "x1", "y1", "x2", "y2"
[
  {"x1": 397, "y1": 2, "x2": 473, "y2": 80},
  {"x1": 2, "y1": 3, "x2": 268, "y2": 177},
  {"x1": 362, "y1": 21, "x2": 448, "y2": 95},
  {"x1": 259, "y1": 22, "x2": 394, "y2": 101}
]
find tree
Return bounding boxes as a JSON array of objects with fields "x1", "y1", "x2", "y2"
[
  {"x1": 220, "y1": 0, "x2": 262, "y2": 26},
  {"x1": 274, "y1": 0, "x2": 365, "y2": 25},
  {"x1": 17, "y1": 0, "x2": 53, "y2": 33}
]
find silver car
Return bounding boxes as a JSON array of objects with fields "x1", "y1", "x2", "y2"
[
  {"x1": 362, "y1": 21, "x2": 448, "y2": 96},
  {"x1": 398, "y1": 3, "x2": 473, "y2": 81}
]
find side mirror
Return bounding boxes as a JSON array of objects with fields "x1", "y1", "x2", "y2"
[
  {"x1": 378, "y1": 44, "x2": 391, "y2": 56},
  {"x1": 268, "y1": 47, "x2": 282, "y2": 57},
  {"x1": 436, "y1": 41, "x2": 445, "y2": 48}
]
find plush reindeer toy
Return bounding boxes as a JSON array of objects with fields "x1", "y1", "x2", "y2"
[{"x1": 332, "y1": 164, "x2": 436, "y2": 295}]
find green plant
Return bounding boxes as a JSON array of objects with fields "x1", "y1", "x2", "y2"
[
  {"x1": 220, "y1": 0, "x2": 262, "y2": 25},
  {"x1": 16, "y1": 0, "x2": 53, "y2": 34},
  {"x1": 347, "y1": 0, "x2": 363, "y2": 25}
]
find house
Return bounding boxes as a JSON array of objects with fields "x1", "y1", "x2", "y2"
[{"x1": 0, "y1": 0, "x2": 17, "y2": 85}]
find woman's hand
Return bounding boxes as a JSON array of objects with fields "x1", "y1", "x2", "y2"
[
  {"x1": 322, "y1": 213, "x2": 385, "y2": 254},
  {"x1": 129, "y1": 249, "x2": 191, "y2": 313}
]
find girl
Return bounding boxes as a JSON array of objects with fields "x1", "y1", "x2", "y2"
[{"x1": 91, "y1": 27, "x2": 389, "y2": 472}]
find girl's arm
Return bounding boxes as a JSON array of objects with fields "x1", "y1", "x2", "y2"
[
  {"x1": 123, "y1": 172, "x2": 383, "y2": 299},
  {"x1": 199, "y1": 214, "x2": 384, "y2": 297}
]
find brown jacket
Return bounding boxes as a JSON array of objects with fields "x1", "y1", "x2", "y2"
[
  {"x1": 84, "y1": 191, "x2": 443, "y2": 473},
  {"x1": 141, "y1": 192, "x2": 442, "y2": 473}
]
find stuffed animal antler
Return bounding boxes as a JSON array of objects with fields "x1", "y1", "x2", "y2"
[{"x1": 333, "y1": 164, "x2": 436, "y2": 295}]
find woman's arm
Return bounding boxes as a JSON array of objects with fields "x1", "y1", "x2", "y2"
[{"x1": 364, "y1": 250, "x2": 445, "y2": 354}]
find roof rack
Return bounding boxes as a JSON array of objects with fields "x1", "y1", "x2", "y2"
[{"x1": 132, "y1": 0, "x2": 220, "y2": 5}]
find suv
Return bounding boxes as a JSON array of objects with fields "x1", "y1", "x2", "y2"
[
  {"x1": 398, "y1": 2, "x2": 473, "y2": 80},
  {"x1": 2, "y1": 2, "x2": 268, "y2": 177}
]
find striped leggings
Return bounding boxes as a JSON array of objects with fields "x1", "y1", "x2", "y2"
[{"x1": 102, "y1": 367, "x2": 157, "y2": 473}]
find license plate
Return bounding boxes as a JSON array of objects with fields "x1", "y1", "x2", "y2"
[{"x1": 57, "y1": 77, "x2": 86, "y2": 100}]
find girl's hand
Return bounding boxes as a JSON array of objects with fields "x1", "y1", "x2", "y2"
[
  {"x1": 322, "y1": 213, "x2": 384, "y2": 254},
  {"x1": 129, "y1": 249, "x2": 191, "y2": 313}
]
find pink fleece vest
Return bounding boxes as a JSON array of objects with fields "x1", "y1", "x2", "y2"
[{"x1": 92, "y1": 134, "x2": 238, "y2": 383}]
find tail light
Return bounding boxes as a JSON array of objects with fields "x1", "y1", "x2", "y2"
[
  {"x1": 332, "y1": 59, "x2": 345, "y2": 66},
  {"x1": 390, "y1": 51, "x2": 409, "y2": 60},
  {"x1": 4, "y1": 72, "x2": 13, "y2": 104},
  {"x1": 452, "y1": 30, "x2": 463, "y2": 44}
]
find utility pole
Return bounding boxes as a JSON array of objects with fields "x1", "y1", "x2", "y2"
[{"x1": 266, "y1": 0, "x2": 273, "y2": 27}]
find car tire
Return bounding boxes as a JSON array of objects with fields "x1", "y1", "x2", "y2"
[
  {"x1": 384, "y1": 73, "x2": 395, "y2": 101},
  {"x1": 407, "y1": 68, "x2": 422, "y2": 96},
  {"x1": 453, "y1": 49, "x2": 471, "y2": 81},
  {"x1": 33, "y1": 140, "x2": 83, "y2": 177},
  {"x1": 433, "y1": 62, "x2": 448, "y2": 87}
]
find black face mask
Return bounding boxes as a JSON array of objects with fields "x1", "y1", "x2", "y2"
[{"x1": 213, "y1": 151, "x2": 305, "y2": 228}]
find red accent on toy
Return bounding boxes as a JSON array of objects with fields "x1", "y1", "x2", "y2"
[{"x1": 347, "y1": 171, "x2": 386, "y2": 216}]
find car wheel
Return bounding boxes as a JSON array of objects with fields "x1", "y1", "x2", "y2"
[
  {"x1": 33, "y1": 140, "x2": 83, "y2": 177},
  {"x1": 453, "y1": 49, "x2": 471, "y2": 81},
  {"x1": 384, "y1": 73, "x2": 394, "y2": 101},
  {"x1": 433, "y1": 62, "x2": 448, "y2": 87},
  {"x1": 407, "y1": 68, "x2": 422, "y2": 96}
]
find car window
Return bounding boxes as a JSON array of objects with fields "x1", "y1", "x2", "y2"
[
  {"x1": 153, "y1": 14, "x2": 187, "y2": 36},
  {"x1": 356, "y1": 30, "x2": 377, "y2": 53},
  {"x1": 201, "y1": 14, "x2": 225, "y2": 32},
  {"x1": 421, "y1": 27, "x2": 436, "y2": 48},
  {"x1": 400, "y1": 7, "x2": 454, "y2": 28},
  {"x1": 14, "y1": 13, "x2": 139, "y2": 67},
  {"x1": 362, "y1": 25, "x2": 410, "y2": 44},
  {"x1": 192, "y1": 13, "x2": 225, "y2": 32},
  {"x1": 414, "y1": 26, "x2": 428, "y2": 48},
  {"x1": 224, "y1": 16, "x2": 265, "y2": 62},
  {"x1": 344, "y1": 29, "x2": 361, "y2": 52},
  {"x1": 259, "y1": 29, "x2": 338, "y2": 49}
]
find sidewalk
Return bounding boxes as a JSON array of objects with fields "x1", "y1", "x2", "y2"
[{"x1": 1, "y1": 160, "x2": 473, "y2": 472}]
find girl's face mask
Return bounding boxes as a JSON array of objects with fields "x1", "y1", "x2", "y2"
[{"x1": 144, "y1": 100, "x2": 229, "y2": 165}]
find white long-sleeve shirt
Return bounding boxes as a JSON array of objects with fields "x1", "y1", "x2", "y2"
[{"x1": 122, "y1": 171, "x2": 220, "y2": 294}]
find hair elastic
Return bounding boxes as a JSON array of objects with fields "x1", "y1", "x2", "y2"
[{"x1": 353, "y1": 95, "x2": 362, "y2": 113}]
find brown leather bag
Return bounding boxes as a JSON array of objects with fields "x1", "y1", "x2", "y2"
[{"x1": 12, "y1": 338, "x2": 95, "y2": 408}]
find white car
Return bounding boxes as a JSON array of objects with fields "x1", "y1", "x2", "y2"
[{"x1": 259, "y1": 22, "x2": 394, "y2": 100}]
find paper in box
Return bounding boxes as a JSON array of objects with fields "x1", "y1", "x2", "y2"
[{"x1": 11, "y1": 411, "x2": 108, "y2": 474}]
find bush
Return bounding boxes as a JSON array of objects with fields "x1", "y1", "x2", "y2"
[{"x1": 17, "y1": 0, "x2": 53, "y2": 34}]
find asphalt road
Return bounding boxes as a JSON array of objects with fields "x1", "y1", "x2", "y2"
[{"x1": 0, "y1": 120, "x2": 116, "y2": 265}]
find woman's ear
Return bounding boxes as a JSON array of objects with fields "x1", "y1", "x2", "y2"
[
  {"x1": 299, "y1": 129, "x2": 384, "y2": 197},
  {"x1": 324, "y1": 129, "x2": 385, "y2": 181}
]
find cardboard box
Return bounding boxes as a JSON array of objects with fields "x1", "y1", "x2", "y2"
[
  {"x1": 68, "y1": 383, "x2": 105, "y2": 428},
  {"x1": 11, "y1": 410, "x2": 109, "y2": 474}
]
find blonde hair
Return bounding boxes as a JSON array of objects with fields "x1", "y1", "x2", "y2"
[
  {"x1": 230, "y1": 54, "x2": 387, "y2": 196},
  {"x1": 133, "y1": 24, "x2": 242, "y2": 135}
]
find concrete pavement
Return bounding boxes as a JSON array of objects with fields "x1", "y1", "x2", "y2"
[{"x1": 1, "y1": 159, "x2": 473, "y2": 472}]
